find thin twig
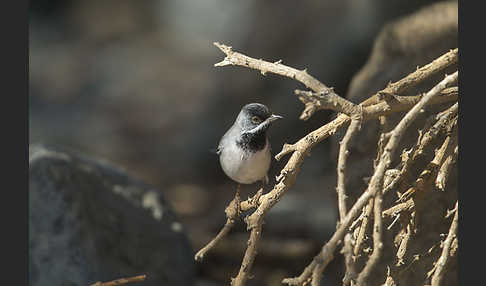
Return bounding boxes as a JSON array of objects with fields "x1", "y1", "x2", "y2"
[
  {"x1": 435, "y1": 122, "x2": 458, "y2": 191},
  {"x1": 430, "y1": 201, "x2": 459, "y2": 286},
  {"x1": 214, "y1": 42, "x2": 333, "y2": 94},
  {"x1": 353, "y1": 198, "x2": 374, "y2": 256},
  {"x1": 383, "y1": 129, "x2": 455, "y2": 218},
  {"x1": 338, "y1": 115, "x2": 364, "y2": 286},
  {"x1": 395, "y1": 217, "x2": 414, "y2": 266},
  {"x1": 294, "y1": 89, "x2": 361, "y2": 119},
  {"x1": 337, "y1": 118, "x2": 362, "y2": 221},
  {"x1": 382, "y1": 102, "x2": 458, "y2": 196},
  {"x1": 395, "y1": 115, "x2": 457, "y2": 205},
  {"x1": 355, "y1": 187, "x2": 384, "y2": 286},
  {"x1": 195, "y1": 185, "x2": 242, "y2": 261},
  {"x1": 231, "y1": 223, "x2": 263, "y2": 286},
  {"x1": 90, "y1": 275, "x2": 146, "y2": 286},
  {"x1": 342, "y1": 234, "x2": 358, "y2": 286},
  {"x1": 360, "y1": 50, "x2": 458, "y2": 107},
  {"x1": 385, "y1": 116, "x2": 457, "y2": 277}
]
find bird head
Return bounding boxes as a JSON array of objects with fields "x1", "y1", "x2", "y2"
[{"x1": 236, "y1": 103, "x2": 283, "y2": 136}]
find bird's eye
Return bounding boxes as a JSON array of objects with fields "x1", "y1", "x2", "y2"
[{"x1": 251, "y1": 116, "x2": 261, "y2": 124}]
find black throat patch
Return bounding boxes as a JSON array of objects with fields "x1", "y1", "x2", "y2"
[{"x1": 237, "y1": 131, "x2": 267, "y2": 152}]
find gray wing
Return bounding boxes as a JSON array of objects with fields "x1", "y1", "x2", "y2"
[{"x1": 217, "y1": 125, "x2": 239, "y2": 156}]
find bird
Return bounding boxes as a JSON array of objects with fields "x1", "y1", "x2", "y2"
[{"x1": 217, "y1": 103, "x2": 282, "y2": 188}]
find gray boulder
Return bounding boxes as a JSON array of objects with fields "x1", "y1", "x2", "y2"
[{"x1": 29, "y1": 144, "x2": 195, "y2": 286}]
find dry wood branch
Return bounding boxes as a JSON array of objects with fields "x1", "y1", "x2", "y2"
[
  {"x1": 338, "y1": 120, "x2": 362, "y2": 286},
  {"x1": 435, "y1": 145, "x2": 458, "y2": 191},
  {"x1": 382, "y1": 268, "x2": 396, "y2": 286},
  {"x1": 338, "y1": 117, "x2": 366, "y2": 286},
  {"x1": 215, "y1": 44, "x2": 456, "y2": 123},
  {"x1": 395, "y1": 219, "x2": 414, "y2": 266},
  {"x1": 361, "y1": 89, "x2": 457, "y2": 122},
  {"x1": 360, "y1": 49, "x2": 458, "y2": 107},
  {"x1": 355, "y1": 73, "x2": 455, "y2": 283},
  {"x1": 396, "y1": 116, "x2": 457, "y2": 205},
  {"x1": 195, "y1": 187, "x2": 264, "y2": 262},
  {"x1": 196, "y1": 186, "x2": 243, "y2": 261},
  {"x1": 385, "y1": 116, "x2": 457, "y2": 276},
  {"x1": 282, "y1": 184, "x2": 379, "y2": 285},
  {"x1": 90, "y1": 275, "x2": 146, "y2": 286},
  {"x1": 295, "y1": 89, "x2": 361, "y2": 119},
  {"x1": 337, "y1": 119, "x2": 362, "y2": 221},
  {"x1": 383, "y1": 128, "x2": 455, "y2": 218},
  {"x1": 382, "y1": 101, "x2": 458, "y2": 195},
  {"x1": 353, "y1": 199, "x2": 374, "y2": 256},
  {"x1": 356, "y1": 189, "x2": 384, "y2": 286},
  {"x1": 214, "y1": 41, "x2": 333, "y2": 94},
  {"x1": 276, "y1": 89, "x2": 457, "y2": 161},
  {"x1": 430, "y1": 201, "x2": 458, "y2": 286},
  {"x1": 435, "y1": 123, "x2": 458, "y2": 191},
  {"x1": 275, "y1": 49, "x2": 457, "y2": 159},
  {"x1": 231, "y1": 223, "x2": 263, "y2": 286},
  {"x1": 283, "y1": 71, "x2": 458, "y2": 286},
  {"x1": 214, "y1": 42, "x2": 366, "y2": 121},
  {"x1": 342, "y1": 234, "x2": 358, "y2": 286}
]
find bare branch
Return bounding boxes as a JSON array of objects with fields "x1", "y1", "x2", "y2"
[
  {"x1": 276, "y1": 88, "x2": 457, "y2": 162},
  {"x1": 294, "y1": 89, "x2": 361, "y2": 120},
  {"x1": 196, "y1": 186, "x2": 243, "y2": 261},
  {"x1": 214, "y1": 42, "x2": 333, "y2": 94},
  {"x1": 360, "y1": 49, "x2": 458, "y2": 107},
  {"x1": 90, "y1": 275, "x2": 146, "y2": 286},
  {"x1": 337, "y1": 118, "x2": 363, "y2": 221},
  {"x1": 435, "y1": 123, "x2": 458, "y2": 191},
  {"x1": 214, "y1": 43, "x2": 457, "y2": 121},
  {"x1": 396, "y1": 219, "x2": 414, "y2": 266},
  {"x1": 395, "y1": 115, "x2": 457, "y2": 204},
  {"x1": 355, "y1": 189, "x2": 384, "y2": 286},
  {"x1": 231, "y1": 224, "x2": 263, "y2": 286},
  {"x1": 342, "y1": 234, "x2": 358, "y2": 286},
  {"x1": 430, "y1": 201, "x2": 459, "y2": 286},
  {"x1": 382, "y1": 102, "x2": 458, "y2": 195},
  {"x1": 283, "y1": 71, "x2": 458, "y2": 285},
  {"x1": 337, "y1": 118, "x2": 363, "y2": 286},
  {"x1": 353, "y1": 198, "x2": 374, "y2": 256}
]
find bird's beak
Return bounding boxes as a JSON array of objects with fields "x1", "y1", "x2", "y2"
[{"x1": 267, "y1": 114, "x2": 283, "y2": 122}]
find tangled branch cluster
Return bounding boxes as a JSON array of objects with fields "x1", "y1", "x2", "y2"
[{"x1": 195, "y1": 43, "x2": 458, "y2": 286}]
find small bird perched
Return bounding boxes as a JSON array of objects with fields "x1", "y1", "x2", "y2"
[{"x1": 217, "y1": 103, "x2": 282, "y2": 186}]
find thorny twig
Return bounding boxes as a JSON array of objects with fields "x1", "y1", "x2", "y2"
[
  {"x1": 382, "y1": 102, "x2": 458, "y2": 196},
  {"x1": 355, "y1": 185, "x2": 384, "y2": 286},
  {"x1": 338, "y1": 117, "x2": 363, "y2": 286},
  {"x1": 430, "y1": 201, "x2": 459, "y2": 286},
  {"x1": 90, "y1": 275, "x2": 146, "y2": 286},
  {"x1": 342, "y1": 234, "x2": 358, "y2": 286},
  {"x1": 353, "y1": 198, "x2": 374, "y2": 256},
  {"x1": 195, "y1": 186, "x2": 263, "y2": 261},
  {"x1": 284, "y1": 72, "x2": 457, "y2": 285},
  {"x1": 435, "y1": 121, "x2": 459, "y2": 191}
]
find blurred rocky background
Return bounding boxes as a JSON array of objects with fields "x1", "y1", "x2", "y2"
[{"x1": 29, "y1": 1, "x2": 457, "y2": 285}]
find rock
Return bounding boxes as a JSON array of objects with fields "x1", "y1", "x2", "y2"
[{"x1": 29, "y1": 144, "x2": 195, "y2": 286}]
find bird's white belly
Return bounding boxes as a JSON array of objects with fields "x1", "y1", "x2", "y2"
[{"x1": 220, "y1": 142, "x2": 271, "y2": 184}]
